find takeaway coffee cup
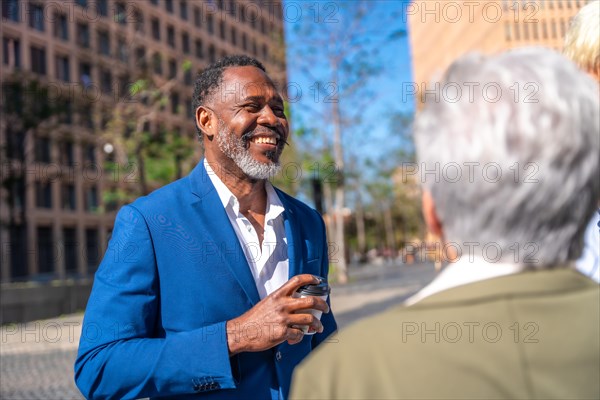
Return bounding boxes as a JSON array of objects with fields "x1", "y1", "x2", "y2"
[{"x1": 292, "y1": 279, "x2": 330, "y2": 335}]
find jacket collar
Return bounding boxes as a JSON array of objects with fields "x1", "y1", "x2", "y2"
[{"x1": 411, "y1": 268, "x2": 597, "y2": 308}]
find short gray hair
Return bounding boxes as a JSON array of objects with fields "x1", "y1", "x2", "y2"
[{"x1": 414, "y1": 47, "x2": 599, "y2": 267}]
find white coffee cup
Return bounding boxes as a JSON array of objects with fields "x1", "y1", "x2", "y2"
[{"x1": 292, "y1": 280, "x2": 330, "y2": 335}]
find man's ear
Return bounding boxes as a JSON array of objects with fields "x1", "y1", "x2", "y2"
[
  {"x1": 195, "y1": 106, "x2": 216, "y2": 139},
  {"x1": 422, "y1": 190, "x2": 443, "y2": 238}
]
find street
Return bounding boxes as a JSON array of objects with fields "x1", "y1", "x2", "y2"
[{"x1": 0, "y1": 262, "x2": 437, "y2": 400}]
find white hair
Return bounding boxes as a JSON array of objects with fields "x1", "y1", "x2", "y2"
[
  {"x1": 564, "y1": 1, "x2": 600, "y2": 75},
  {"x1": 414, "y1": 47, "x2": 600, "y2": 267}
]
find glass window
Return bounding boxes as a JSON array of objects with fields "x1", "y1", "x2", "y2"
[
  {"x1": 100, "y1": 69, "x2": 112, "y2": 93},
  {"x1": 135, "y1": 46, "x2": 146, "y2": 67},
  {"x1": 219, "y1": 20, "x2": 226, "y2": 40},
  {"x1": 63, "y1": 227, "x2": 78, "y2": 272},
  {"x1": 115, "y1": 2, "x2": 127, "y2": 25},
  {"x1": 195, "y1": 39, "x2": 203, "y2": 58},
  {"x1": 35, "y1": 136, "x2": 51, "y2": 163},
  {"x1": 184, "y1": 68, "x2": 192, "y2": 85},
  {"x1": 29, "y1": 3, "x2": 45, "y2": 31},
  {"x1": 79, "y1": 61, "x2": 92, "y2": 86},
  {"x1": 207, "y1": 15, "x2": 214, "y2": 34},
  {"x1": 5, "y1": 127, "x2": 25, "y2": 160},
  {"x1": 171, "y1": 91, "x2": 179, "y2": 114},
  {"x1": 194, "y1": 6, "x2": 201, "y2": 27},
  {"x1": 152, "y1": 18, "x2": 161, "y2": 41},
  {"x1": 98, "y1": 0, "x2": 108, "y2": 16},
  {"x1": 165, "y1": 0, "x2": 174, "y2": 13},
  {"x1": 2, "y1": 0, "x2": 20, "y2": 22},
  {"x1": 60, "y1": 141, "x2": 74, "y2": 165},
  {"x1": 38, "y1": 227, "x2": 54, "y2": 274},
  {"x1": 182, "y1": 32, "x2": 190, "y2": 54},
  {"x1": 85, "y1": 187, "x2": 98, "y2": 212},
  {"x1": 180, "y1": 0, "x2": 188, "y2": 20},
  {"x1": 231, "y1": 27, "x2": 237, "y2": 46},
  {"x1": 84, "y1": 143, "x2": 96, "y2": 163},
  {"x1": 98, "y1": 30, "x2": 110, "y2": 56},
  {"x1": 167, "y1": 25, "x2": 176, "y2": 48},
  {"x1": 208, "y1": 45, "x2": 215, "y2": 63},
  {"x1": 77, "y1": 23, "x2": 90, "y2": 48},
  {"x1": 54, "y1": 13, "x2": 69, "y2": 40},
  {"x1": 186, "y1": 97, "x2": 193, "y2": 118},
  {"x1": 78, "y1": 102, "x2": 94, "y2": 129},
  {"x1": 117, "y1": 37, "x2": 128, "y2": 63},
  {"x1": 2, "y1": 37, "x2": 21, "y2": 68},
  {"x1": 35, "y1": 182, "x2": 52, "y2": 208},
  {"x1": 62, "y1": 186, "x2": 76, "y2": 211},
  {"x1": 152, "y1": 53, "x2": 162, "y2": 75},
  {"x1": 134, "y1": 9, "x2": 144, "y2": 32},
  {"x1": 168, "y1": 58, "x2": 177, "y2": 79},
  {"x1": 86, "y1": 228, "x2": 99, "y2": 272},
  {"x1": 55, "y1": 54, "x2": 70, "y2": 81}
]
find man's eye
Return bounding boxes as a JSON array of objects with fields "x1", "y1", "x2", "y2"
[{"x1": 245, "y1": 104, "x2": 261, "y2": 111}]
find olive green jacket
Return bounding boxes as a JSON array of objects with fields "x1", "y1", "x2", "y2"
[{"x1": 291, "y1": 269, "x2": 600, "y2": 400}]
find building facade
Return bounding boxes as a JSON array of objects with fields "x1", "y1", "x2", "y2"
[
  {"x1": 407, "y1": 0, "x2": 591, "y2": 257},
  {"x1": 409, "y1": 0, "x2": 591, "y2": 89},
  {"x1": 1, "y1": 0, "x2": 287, "y2": 282}
]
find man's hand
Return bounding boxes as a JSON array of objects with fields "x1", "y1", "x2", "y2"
[{"x1": 226, "y1": 274, "x2": 330, "y2": 356}]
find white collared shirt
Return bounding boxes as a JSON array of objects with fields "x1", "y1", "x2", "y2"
[
  {"x1": 204, "y1": 159, "x2": 289, "y2": 299},
  {"x1": 405, "y1": 256, "x2": 524, "y2": 306}
]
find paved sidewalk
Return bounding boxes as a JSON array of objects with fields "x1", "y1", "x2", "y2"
[{"x1": 1, "y1": 262, "x2": 436, "y2": 399}]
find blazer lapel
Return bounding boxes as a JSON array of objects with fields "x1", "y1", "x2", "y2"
[
  {"x1": 279, "y1": 192, "x2": 302, "y2": 279},
  {"x1": 189, "y1": 161, "x2": 261, "y2": 305}
]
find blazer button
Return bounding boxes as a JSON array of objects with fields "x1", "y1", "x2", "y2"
[{"x1": 275, "y1": 350, "x2": 282, "y2": 361}]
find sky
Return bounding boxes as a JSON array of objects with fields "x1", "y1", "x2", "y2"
[{"x1": 283, "y1": 1, "x2": 414, "y2": 166}]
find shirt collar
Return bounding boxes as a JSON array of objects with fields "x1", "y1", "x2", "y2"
[
  {"x1": 405, "y1": 256, "x2": 524, "y2": 306},
  {"x1": 204, "y1": 159, "x2": 284, "y2": 221}
]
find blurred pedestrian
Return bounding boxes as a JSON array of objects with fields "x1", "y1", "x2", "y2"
[{"x1": 564, "y1": 0, "x2": 600, "y2": 282}]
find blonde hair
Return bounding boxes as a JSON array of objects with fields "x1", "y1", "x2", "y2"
[{"x1": 564, "y1": 1, "x2": 600, "y2": 76}]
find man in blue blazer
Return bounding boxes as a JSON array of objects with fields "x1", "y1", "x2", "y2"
[{"x1": 74, "y1": 55, "x2": 337, "y2": 400}]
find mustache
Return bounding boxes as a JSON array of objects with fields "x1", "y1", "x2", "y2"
[{"x1": 241, "y1": 129, "x2": 290, "y2": 147}]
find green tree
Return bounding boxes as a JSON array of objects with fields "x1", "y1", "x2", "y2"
[{"x1": 288, "y1": 2, "x2": 406, "y2": 282}]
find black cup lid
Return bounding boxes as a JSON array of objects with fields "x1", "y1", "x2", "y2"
[{"x1": 296, "y1": 281, "x2": 330, "y2": 296}]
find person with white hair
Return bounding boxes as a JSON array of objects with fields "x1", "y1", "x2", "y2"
[
  {"x1": 290, "y1": 47, "x2": 600, "y2": 399},
  {"x1": 564, "y1": 0, "x2": 600, "y2": 79},
  {"x1": 564, "y1": 0, "x2": 600, "y2": 282}
]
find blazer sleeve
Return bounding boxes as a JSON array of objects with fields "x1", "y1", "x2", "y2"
[
  {"x1": 74, "y1": 205, "x2": 236, "y2": 400},
  {"x1": 311, "y1": 216, "x2": 338, "y2": 349}
]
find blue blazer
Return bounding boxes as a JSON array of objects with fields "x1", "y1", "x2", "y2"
[{"x1": 74, "y1": 161, "x2": 337, "y2": 400}]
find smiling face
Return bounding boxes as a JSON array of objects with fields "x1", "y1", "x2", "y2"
[{"x1": 198, "y1": 66, "x2": 289, "y2": 180}]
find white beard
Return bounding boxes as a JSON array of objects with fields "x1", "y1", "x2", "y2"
[{"x1": 216, "y1": 119, "x2": 282, "y2": 180}]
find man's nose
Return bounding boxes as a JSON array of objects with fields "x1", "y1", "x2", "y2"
[{"x1": 257, "y1": 105, "x2": 280, "y2": 127}]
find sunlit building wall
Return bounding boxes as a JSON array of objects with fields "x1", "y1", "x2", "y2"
[{"x1": 409, "y1": 0, "x2": 591, "y2": 88}]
